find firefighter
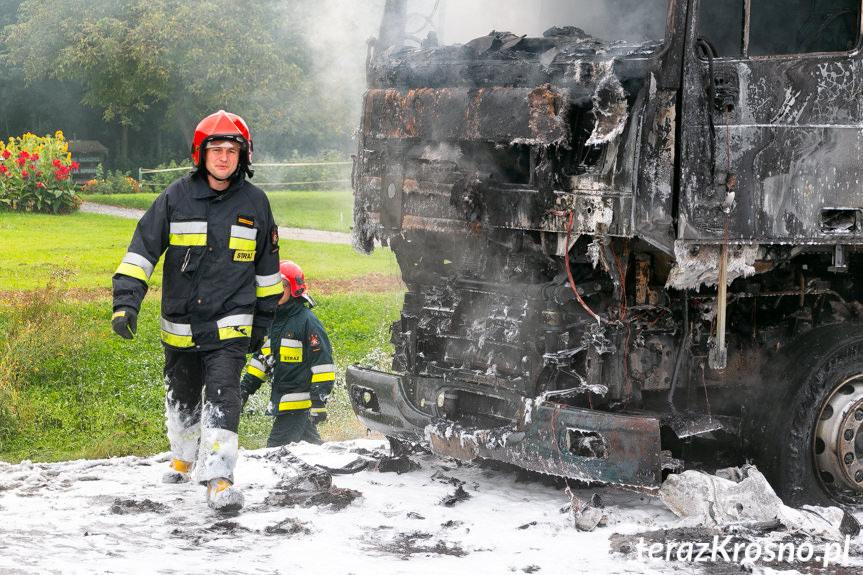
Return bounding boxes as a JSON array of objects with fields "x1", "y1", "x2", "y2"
[
  {"x1": 240, "y1": 260, "x2": 335, "y2": 447},
  {"x1": 110, "y1": 110, "x2": 282, "y2": 512}
]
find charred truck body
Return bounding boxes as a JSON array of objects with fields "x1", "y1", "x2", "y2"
[{"x1": 348, "y1": 0, "x2": 863, "y2": 506}]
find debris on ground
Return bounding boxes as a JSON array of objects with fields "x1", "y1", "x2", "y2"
[
  {"x1": 570, "y1": 492, "x2": 608, "y2": 532},
  {"x1": 659, "y1": 465, "x2": 860, "y2": 541}
]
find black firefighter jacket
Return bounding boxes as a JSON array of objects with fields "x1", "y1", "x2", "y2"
[
  {"x1": 241, "y1": 299, "x2": 335, "y2": 416},
  {"x1": 112, "y1": 173, "x2": 283, "y2": 351}
]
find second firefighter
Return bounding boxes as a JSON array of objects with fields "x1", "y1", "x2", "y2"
[{"x1": 241, "y1": 260, "x2": 335, "y2": 446}]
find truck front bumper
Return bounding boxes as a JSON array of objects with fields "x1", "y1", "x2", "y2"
[{"x1": 347, "y1": 364, "x2": 662, "y2": 492}]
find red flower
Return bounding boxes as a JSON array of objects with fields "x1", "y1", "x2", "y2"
[
  {"x1": 0, "y1": 165, "x2": 6, "y2": 174},
  {"x1": 35, "y1": 171, "x2": 42, "y2": 178},
  {"x1": 52, "y1": 158, "x2": 62, "y2": 167},
  {"x1": 71, "y1": 162, "x2": 80, "y2": 170},
  {"x1": 1, "y1": 150, "x2": 9, "y2": 159},
  {"x1": 21, "y1": 170, "x2": 29, "y2": 178},
  {"x1": 18, "y1": 150, "x2": 29, "y2": 160},
  {"x1": 36, "y1": 182, "x2": 44, "y2": 188},
  {"x1": 31, "y1": 153, "x2": 39, "y2": 161},
  {"x1": 16, "y1": 157, "x2": 25, "y2": 167}
]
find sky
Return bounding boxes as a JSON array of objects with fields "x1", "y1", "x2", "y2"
[{"x1": 1, "y1": 438, "x2": 861, "y2": 575}]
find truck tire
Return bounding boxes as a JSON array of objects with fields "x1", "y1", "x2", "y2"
[{"x1": 748, "y1": 324, "x2": 863, "y2": 507}]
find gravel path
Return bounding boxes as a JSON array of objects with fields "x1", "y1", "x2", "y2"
[{"x1": 80, "y1": 201, "x2": 354, "y2": 245}]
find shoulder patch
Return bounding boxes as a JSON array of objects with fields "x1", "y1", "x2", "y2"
[
  {"x1": 309, "y1": 333, "x2": 321, "y2": 348},
  {"x1": 271, "y1": 225, "x2": 279, "y2": 246}
]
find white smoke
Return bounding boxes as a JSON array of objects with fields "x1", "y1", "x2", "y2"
[{"x1": 407, "y1": 0, "x2": 669, "y2": 45}]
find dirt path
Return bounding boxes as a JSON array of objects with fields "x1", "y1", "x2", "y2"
[{"x1": 80, "y1": 201, "x2": 355, "y2": 245}]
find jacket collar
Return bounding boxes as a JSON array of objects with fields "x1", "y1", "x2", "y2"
[{"x1": 190, "y1": 172, "x2": 246, "y2": 200}]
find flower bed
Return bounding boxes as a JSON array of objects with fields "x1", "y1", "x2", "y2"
[{"x1": 0, "y1": 131, "x2": 82, "y2": 213}]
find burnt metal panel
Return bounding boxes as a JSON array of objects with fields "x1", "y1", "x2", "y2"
[
  {"x1": 361, "y1": 86, "x2": 571, "y2": 144},
  {"x1": 679, "y1": 16, "x2": 863, "y2": 244},
  {"x1": 427, "y1": 403, "x2": 662, "y2": 491}
]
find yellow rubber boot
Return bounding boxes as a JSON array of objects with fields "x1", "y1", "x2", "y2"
[
  {"x1": 207, "y1": 477, "x2": 244, "y2": 512},
  {"x1": 162, "y1": 459, "x2": 193, "y2": 484}
]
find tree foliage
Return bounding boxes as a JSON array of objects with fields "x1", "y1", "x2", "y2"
[{"x1": 1, "y1": 0, "x2": 363, "y2": 165}]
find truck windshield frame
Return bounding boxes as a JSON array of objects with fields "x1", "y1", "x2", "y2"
[{"x1": 697, "y1": 0, "x2": 862, "y2": 58}]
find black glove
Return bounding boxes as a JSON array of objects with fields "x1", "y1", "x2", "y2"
[
  {"x1": 248, "y1": 325, "x2": 268, "y2": 354},
  {"x1": 111, "y1": 307, "x2": 137, "y2": 340},
  {"x1": 309, "y1": 408, "x2": 327, "y2": 424}
]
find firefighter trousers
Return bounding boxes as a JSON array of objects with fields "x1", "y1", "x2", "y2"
[{"x1": 163, "y1": 340, "x2": 247, "y2": 482}]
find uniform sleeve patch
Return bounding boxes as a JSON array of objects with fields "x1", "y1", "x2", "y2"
[
  {"x1": 271, "y1": 225, "x2": 279, "y2": 246},
  {"x1": 310, "y1": 334, "x2": 321, "y2": 348}
]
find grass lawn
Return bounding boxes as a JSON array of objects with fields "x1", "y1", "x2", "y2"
[
  {"x1": 0, "y1": 210, "x2": 399, "y2": 291},
  {"x1": 83, "y1": 189, "x2": 355, "y2": 233},
  {"x1": 0, "y1": 208, "x2": 403, "y2": 461}
]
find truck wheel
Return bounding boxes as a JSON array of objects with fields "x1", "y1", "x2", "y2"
[{"x1": 751, "y1": 324, "x2": 863, "y2": 507}]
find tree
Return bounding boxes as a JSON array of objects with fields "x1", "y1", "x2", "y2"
[{"x1": 3, "y1": 0, "x2": 318, "y2": 163}]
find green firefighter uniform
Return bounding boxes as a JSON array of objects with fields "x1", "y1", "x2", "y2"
[
  {"x1": 241, "y1": 299, "x2": 335, "y2": 417},
  {"x1": 112, "y1": 174, "x2": 283, "y2": 350}
]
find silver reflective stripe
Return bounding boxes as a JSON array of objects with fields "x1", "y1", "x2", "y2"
[
  {"x1": 250, "y1": 357, "x2": 267, "y2": 372},
  {"x1": 122, "y1": 252, "x2": 155, "y2": 278},
  {"x1": 279, "y1": 392, "x2": 311, "y2": 402},
  {"x1": 256, "y1": 271, "x2": 282, "y2": 288},
  {"x1": 170, "y1": 221, "x2": 208, "y2": 234},
  {"x1": 216, "y1": 314, "x2": 254, "y2": 328},
  {"x1": 281, "y1": 338, "x2": 302, "y2": 348},
  {"x1": 162, "y1": 318, "x2": 193, "y2": 336},
  {"x1": 230, "y1": 225, "x2": 257, "y2": 240},
  {"x1": 311, "y1": 364, "x2": 335, "y2": 373}
]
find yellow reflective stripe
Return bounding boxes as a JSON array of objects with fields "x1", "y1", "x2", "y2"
[
  {"x1": 256, "y1": 271, "x2": 282, "y2": 298},
  {"x1": 311, "y1": 407, "x2": 327, "y2": 414},
  {"x1": 115, "y1": 252, "x2": 154, "y2": 281},
  {"x1": 111, "y1": 310, "x2": 127, "y2": 320},
  {"x1": 215, "y1": 314, "x2": 253, "y2": 341},
  {"x1": 169, "y1": 221, "x2": 207, "y2": 246},
  {"x1": 229, "y1": 225, "x2": 257, "y2": 251},
  {"x1": 169, "y1": 233, "x2": 207, "y2": 246},
  {"x1": 162, "y1": 331, "x2": 194, "y2": 347},
  {"x1": 278, "y1": 399, "x2": 313, "y2": 411},
  {"x1": 161, "y1": 318, "x2": 194, "y2": 348},
  {"x1": 257, "y1": 283, "x2": 284, "y2": 298},
  {"x1": 247, "y1": 365, "x2": 266, "y2": 380},
  {"x1": 115, "y1": 262, "x2": 150, "y2": 282},
  {"x1": 229, "y1": 237, "x2": 256, "y2": 251},
  {"x1": 219, "y1": 327, "x2": 249, "y2": 340},
  {"x1": 311, "y1": 372, "x2": 335, "y2": 383},
  {"x1": 279, "y1": 339, "x2": 302, "y2": 363},
  {"x1": 261, "y1": 339, "x2": 271, "y2": 355},
  {"x1": 277, "y1": 392, "x2": 312, "y2": 412}
]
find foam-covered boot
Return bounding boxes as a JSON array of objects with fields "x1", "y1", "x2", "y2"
[
  {"x1": 162, "y1": 459, "x2": 194, "y2": 484},
  {"x1": 206, "y1": 477, "x2": 244, "y2": 512}
]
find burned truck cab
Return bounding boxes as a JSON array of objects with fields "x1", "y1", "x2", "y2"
[{"x1": 349, "y1": 0, "x2": 863, "y2": 506}]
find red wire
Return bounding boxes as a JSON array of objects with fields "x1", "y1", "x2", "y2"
[{"x1": 563, "y1": 211, "x2": 603, "y2": 323}]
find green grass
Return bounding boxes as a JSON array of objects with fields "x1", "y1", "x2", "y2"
[
  {"x1": 83, "y1": 189, "x2": 355, "y2": 233},
  {"x1": 0, "y1": 287, "x2": 401, "y2": 462},
  {"x1": 0, "y1": 207, "x2": 403, "y2": 463},
  {"x1": 0, "y1": 210, "x2": 399, "y2": 290}
]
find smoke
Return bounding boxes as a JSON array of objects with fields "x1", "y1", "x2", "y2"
[{"x1": 406, "y1": 0, "x2": 669, "y2": 45}]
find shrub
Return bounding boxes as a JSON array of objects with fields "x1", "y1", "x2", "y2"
[
  {"x1": 0, "y1": 131, "x2": 82, "y2": 213},
  {"x1": 80, "y1": 165, "x2": 141, "y2": 195}
]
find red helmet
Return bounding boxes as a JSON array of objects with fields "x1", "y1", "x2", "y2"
[
  {"x1": 280, "y1": 260, "x2": 307, "y2": 297},
  {"x1": 280, "y1": 260, "x2": 316, "y2": 306},
  {"x1": 190, "y1": 110, "x2": 254, "y2": 177}
]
